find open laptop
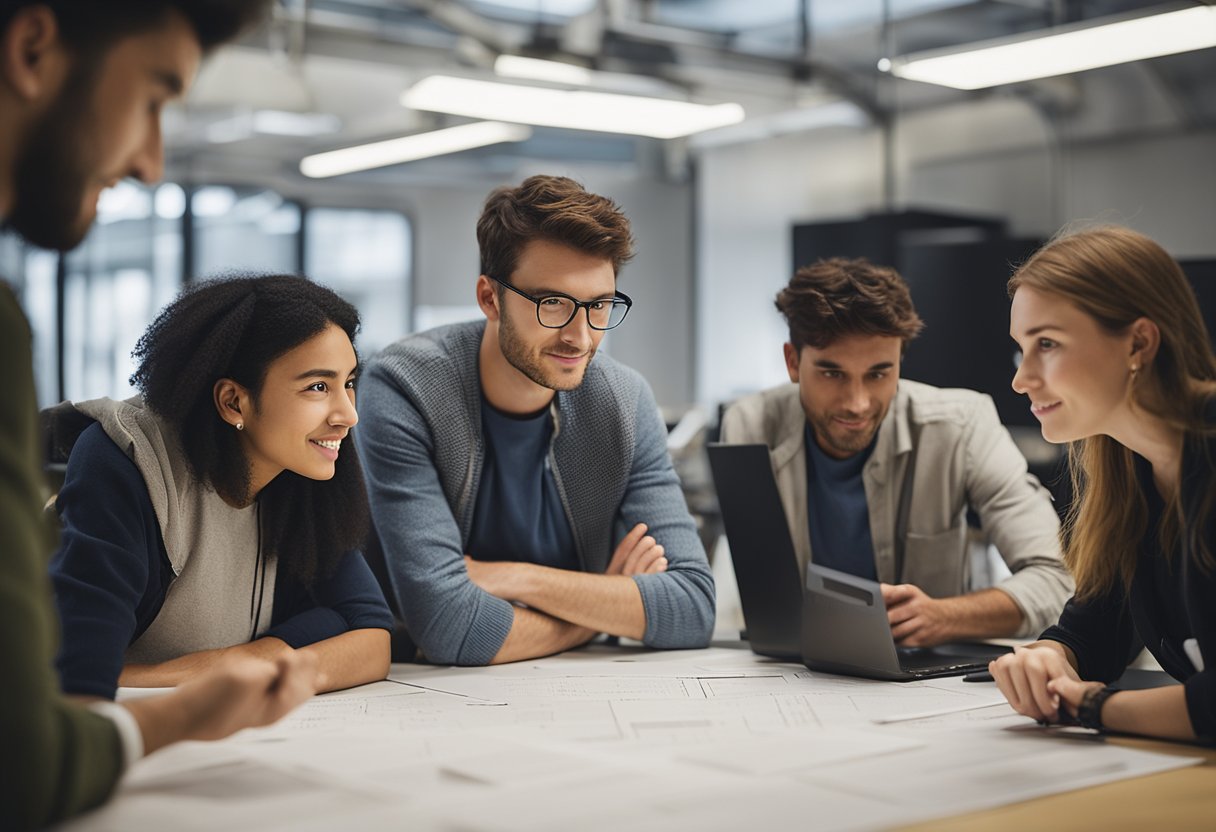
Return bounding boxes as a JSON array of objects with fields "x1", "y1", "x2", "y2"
[
  {"x1": 708, "y1": 442, "x2": 1009, "y2": 678},
  {"x1": 802, "y1": 563, "x2": 1008, "y2": 681}
]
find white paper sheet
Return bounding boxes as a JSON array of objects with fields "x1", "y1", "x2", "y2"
[{"x1": 69, "y1": 647, "x2": 1203, "y2": 832}]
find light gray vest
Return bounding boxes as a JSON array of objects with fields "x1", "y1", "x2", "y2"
[{"x1": 74, "y1": 398, "x2": 277, "y2": 663}]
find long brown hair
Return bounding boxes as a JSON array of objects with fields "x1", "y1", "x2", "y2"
[{"x1": 1008, "y1": 225, "x2": 1216, "y2": 599}]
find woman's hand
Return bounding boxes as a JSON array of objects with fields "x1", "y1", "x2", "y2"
[{"x1": 989, "y1": 641, "x2": 1082, "y2": 723}]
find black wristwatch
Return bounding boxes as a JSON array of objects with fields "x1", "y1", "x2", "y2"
[{"x1": 1077, "y1": 684, "x2": 1119, "y2": 730}]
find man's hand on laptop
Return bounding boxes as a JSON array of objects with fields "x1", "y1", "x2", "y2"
[
  {"x1": 881, "y1": 583, "x2": 957, "y2": 647},
  {"x1": 606, "y1": 523, "x2": 668, "y2": 577}
]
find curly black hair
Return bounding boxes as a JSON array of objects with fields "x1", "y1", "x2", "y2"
[{"x1": 131, "y1": 274, "x2": 369, "y2": 588}]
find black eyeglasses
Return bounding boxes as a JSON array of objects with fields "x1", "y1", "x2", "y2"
[{"x1": 490, "y1": 275, "x2": 633, "y2": 331}]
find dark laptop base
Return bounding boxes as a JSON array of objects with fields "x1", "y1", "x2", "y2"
[{"x1": 803, "y1": 643, "x2": 1010, "y2": 682}]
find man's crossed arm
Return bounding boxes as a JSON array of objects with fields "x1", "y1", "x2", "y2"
[{"x1": 464, "y1": 523, "x2": 666, "y2": 663}]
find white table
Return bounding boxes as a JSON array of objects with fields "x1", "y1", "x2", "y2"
[{"x1": 60, "y1": 644, "x2": 1207, "y2": 832}]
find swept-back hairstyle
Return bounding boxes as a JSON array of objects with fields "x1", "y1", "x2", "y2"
[
  {"x1": 1008, "y1": 225, "x2": 1216, "y2": 599},
  {"x1": 477, "y1": 175, "x2": 636, "y2": 283},
  {"x1": 776, "y1": 257, "x2": 924, "y2": 352},
  {"x1": 131, "y1": 275, "x2": 369, "y2": 587},
  {"x1": 0, "y1": 1, "x2": 271, "y2": 56}
]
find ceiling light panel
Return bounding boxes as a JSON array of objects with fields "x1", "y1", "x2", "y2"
[
  {"x1": 402, "y1": 76, "x2": 745, "y2": 139},
  {"x1": 300, "y1": 122, "x2": 533, "y2": 178},
  {"x1": 890, "y1": 5, "x2": 1216, "y2": 90},
  {"x1": 494, "y1": 55, "x2": 593, "y2": 85}
]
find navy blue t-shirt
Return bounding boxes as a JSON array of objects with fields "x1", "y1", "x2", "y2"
[
  {"x1": 805, "y1": 424, "x2": 878, "y2": 581},
  {"x1": 468, "y1": 398, "x2": 579, "y2": 570}
]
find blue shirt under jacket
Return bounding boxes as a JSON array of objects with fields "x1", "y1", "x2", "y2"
[
  {"x1": 805, "y1": 425, "x2": 878, "y2": 581},
  {"x1": 468, "y1": 397, "x2": 579, "y2": 571}
]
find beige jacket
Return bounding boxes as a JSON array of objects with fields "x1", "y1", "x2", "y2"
[{"x1": 720, "y1": 380, "x2": 1072, "y2": 637}]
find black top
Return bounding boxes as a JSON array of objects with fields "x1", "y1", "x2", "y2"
[{"x1": 1041, "y1": 410, "x2": 1216, "y2": 742}]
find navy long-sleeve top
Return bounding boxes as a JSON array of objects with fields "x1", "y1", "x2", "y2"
[
  {"x1": 50, "y1": 424, "x2": 393, "y2": 699},
  {"x1": 1041, "y1": 430, "x2": 1216, "y2": 742}
]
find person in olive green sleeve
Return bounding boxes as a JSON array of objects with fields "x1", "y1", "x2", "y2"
[
  {"x1": 0, "y1": 3, "x2": 320, "y2": 829},
  {"x1": 0, "y1": 283, "x2": 127, "y2": 825}
]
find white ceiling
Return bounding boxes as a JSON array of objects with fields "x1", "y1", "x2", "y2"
[{"x1": 163, "y1": 0, "x2": 1216, "y2": 192}]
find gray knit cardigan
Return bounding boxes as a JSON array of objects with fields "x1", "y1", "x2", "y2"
[{"x1": 355, "y1": 320, "x2": 715, "y2": 664}]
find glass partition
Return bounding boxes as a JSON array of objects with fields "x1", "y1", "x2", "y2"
[
  {"x1": 9, "y1": 184, "x2": 412, "y2": 406},
  {"x1": 192, "y1": 185, "x2": 301, "y2": 277},
  {"x1": 61, "y1": 181, "x2": 184, "y2": 402},
  {"x1": 304, "y1": 208, "x2": 411, "y2": 357}
]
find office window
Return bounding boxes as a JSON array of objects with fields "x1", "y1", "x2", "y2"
[
  {"x1": 61, "y1": 182, "x2": 184, "y2": 402},
  {"x1": 0, "y1": 229, "x2": 23, "y2": 284},
  {"x1": 304, "y1": 208, "x2": 411, "y2": 357},
  {"x1": 192, "y1": 186, "x2": 301, "y2": 277},
  {"x1": 1, "y1": 230, "x2": 61, "y2": 406}
]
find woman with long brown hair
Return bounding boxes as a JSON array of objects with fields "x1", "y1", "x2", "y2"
[{"x1": 994, "y1": 225, "x2": 1216, "y2": 743}]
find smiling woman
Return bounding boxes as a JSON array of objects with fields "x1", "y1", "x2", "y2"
[
  {"x1": 48, "y1": 274, "x2": 392, "y2": 701},
  {"x1": 994, "y1": 226, "x2": 1216, "y2": 745}
]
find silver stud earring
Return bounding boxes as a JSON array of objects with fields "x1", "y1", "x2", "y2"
[{"x1": 236, "y1": 422, "x2": 244, "y2": 431}]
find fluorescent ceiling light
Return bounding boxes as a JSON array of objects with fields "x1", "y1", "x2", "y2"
[
  {"x1": 495, "y1": 55, "x2": 593, "y2": 85},
  {"x1": 890, "y1": 5, "x2": 1216, "y2": 90},
  {"x1": 402, "y1": 75, "x2": 745, "y2": 139},
  {"x1": 496, "y1": 55, "x2": 684, "y2": 99},
  {"x1": 300, "y1": 122, "x2": 533, "y2": 178}
]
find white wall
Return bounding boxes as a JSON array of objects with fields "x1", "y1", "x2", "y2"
[
  {"x1": 695, "y1": 93, "x2": 1216, "y2": 406},
  {"x1": 695, "y1": 128, "x2": 885, "y2": 406},
  {"x1": 171, "y1": 155, "x2": 698, "y2": 409}
]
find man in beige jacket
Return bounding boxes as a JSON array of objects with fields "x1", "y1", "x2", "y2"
[{"x1": 721, "y1": 257, "x2": 1071, "y2": 645}]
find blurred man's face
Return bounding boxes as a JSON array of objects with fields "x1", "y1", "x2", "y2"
[{"x1": 8, "y1": 11, "x2": 200, "y2": 250}]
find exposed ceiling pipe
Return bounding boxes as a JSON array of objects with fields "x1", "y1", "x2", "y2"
[{"x1": 393, "y1": 0, "x2": 522, "y2": 53}]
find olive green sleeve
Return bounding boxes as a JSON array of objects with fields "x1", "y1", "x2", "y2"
[{"x1": 0, "y1": 283, "x2": 125, "y2": 831}]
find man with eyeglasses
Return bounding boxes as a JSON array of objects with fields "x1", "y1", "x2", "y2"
[{"x1": 357, "y1": 175, "x2": 715, "y2": 665}]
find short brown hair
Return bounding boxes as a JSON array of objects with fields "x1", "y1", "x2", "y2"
[
  {"x1": 776, "y1": 257, "x2": 924, "y2": 351},
  {"x1": 476, "y1": 175, "x2": 635, "y2": 282}
]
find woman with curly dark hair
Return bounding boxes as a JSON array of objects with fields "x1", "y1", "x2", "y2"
[{"x1": 50, "y1": 274, "x2": 392, "y2": 700}]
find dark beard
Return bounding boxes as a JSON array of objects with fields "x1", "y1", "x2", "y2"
[
  {"x1": 6, "y1": 60, "x2": 99, "y2": 252},
  {"x1": 498, "y1": 304, "x2": 590, "y2": 392}
]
